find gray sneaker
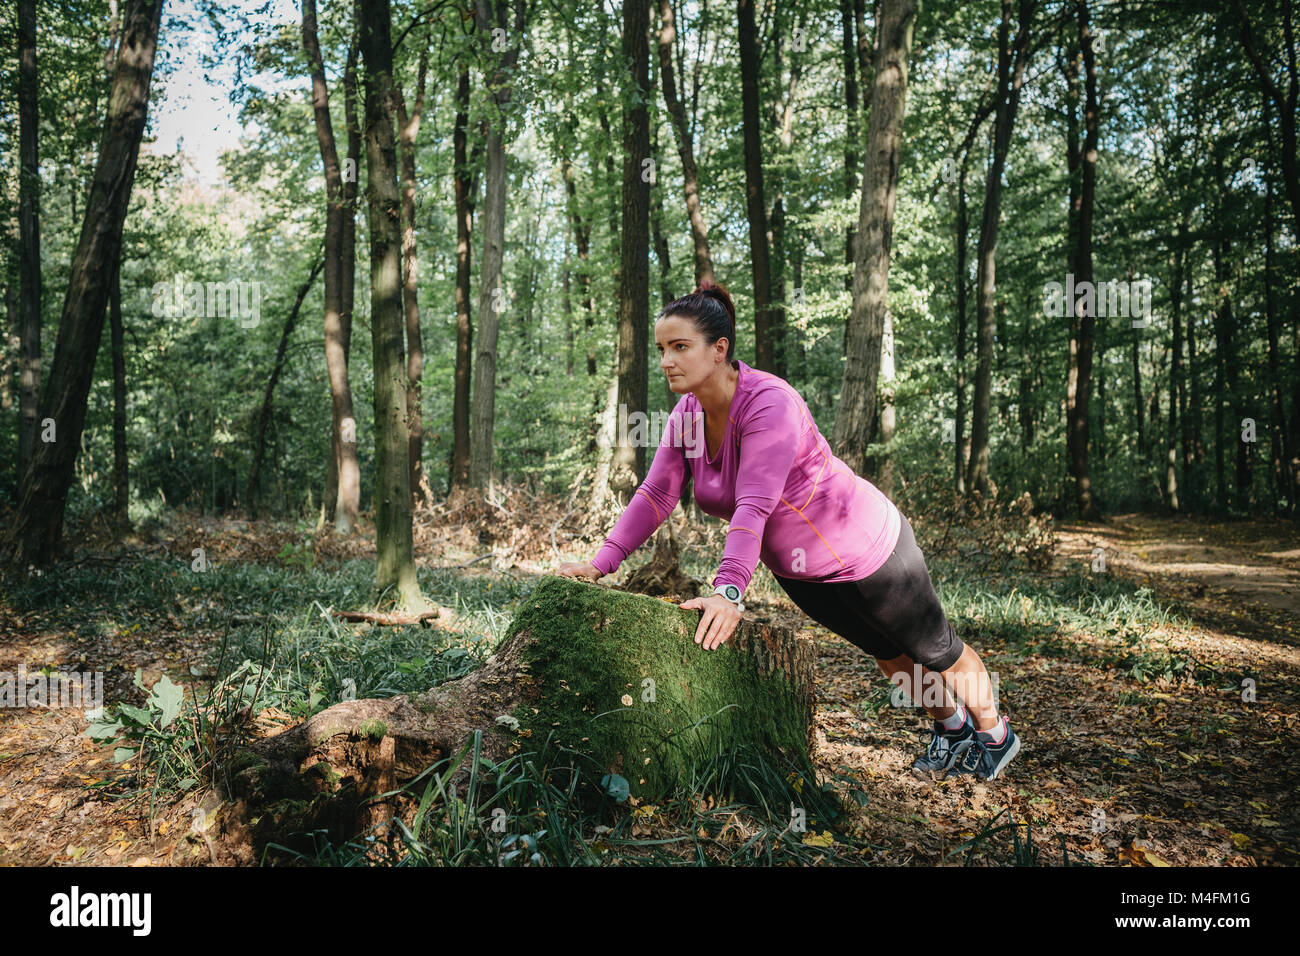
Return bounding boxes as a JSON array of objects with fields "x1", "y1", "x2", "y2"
[{"x1": 911, "y1": 711, "x2": 978, "y2": 774}]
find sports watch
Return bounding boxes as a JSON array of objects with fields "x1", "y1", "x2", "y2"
[{"x1": 713, "y1": 583, "x2": 745, "y2": 613}]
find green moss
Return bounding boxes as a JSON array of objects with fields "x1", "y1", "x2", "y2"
[
  {"x1": 304, "y1": 761, "x2": 343, "y2": 788},
  {"x1": 509, "y1": 576, "x2": 813, "y2": 801},
  {"x1": 357, "y1": 719, "x2": 388, "y2": 741}
]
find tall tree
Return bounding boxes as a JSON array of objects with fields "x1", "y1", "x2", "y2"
[
  {"x1": 1062, "y1": 0, "x2": 1099, "y2": 518},
  {"x1": 109, "y1": 258, "x2": 129, "y2": 532},
  {"x1": 16, "y1": 0, "x2": 41, "y2": 480},
  {"x1": 841, "y1": 0, "x2": 861, "y2": 291},
  {"x1": 303, "y1": 0, "x2": 360, "y2": 533},
  {"x1": 469, "y1": 0, "x2": 526, "y2": 489},
  {"x1": 832, "y1": 0, "x2": 918, "y2": 476},
  {"x1": 395, "y1": 45, "x2": 429, "y2": 506},
  {"x1": 360, "y1": 0, "x2": 425, "y2": 608},
  {"x1": 614, "y1": 0, "x2": 652, "y2": 491},
  {"x1": 657, "y1": 0, "x2": 713, "y2": 285},
  {"x1": 450, "y1": 61, "x2": 476, "y2": 494},
  {"x1": 967, "y1": 0, "x2": 1036, "y2": 496},
  {"x1": 5, "y1": 0, "x2": 164, "y2": 564},
  {"x1": 737, "y1": 0, "x2": 779, "y2": 372}
]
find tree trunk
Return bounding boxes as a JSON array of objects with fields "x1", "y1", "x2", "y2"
[
  {"x1": 967, "y1": 1, "x2": 1035, "y2": 498},
  {"x1": 657, "y1": 0, "x2": 714, "y2": 286},
  {"x1": 1187, "y1": 266, "x2": 1204, "y2": 498},
  {"x1": 833, "y1": 0, "x2": 917, "y2": 476},
  {"x1": 1131, "y1": 325, "x2": 1145, "y2": 459},
  {"x1": 1061, "y1": 0, "x2": 1099, "y2": 518},
  {"x1": 737, "y1": 0, "x2": 777, "y2": 371},
  {"x1": 337, "y1": 34, "x2": 361, "y2": 525},
  {"x1": 247, "y1": 255, "x2": 325, "y2": 517},
  {"x1": 4, "y1": 0, "x2": 163, "y2": 566},
  {"x1": 877, "y1": 308, "x2": 897, "y2": 495},
  {"x1": 470, "y1": 0, "x2": 525, "y2": 490},
  {"x1": 1167, "y1": 217, "x2": 1186, "y2": 512},
  {"x1": 396, "y1": 48, "x2": 429, "y2": 508},
  {"x1": 17, "y1": 0, "x2": 41, "y2": 482},
  {"x1": 1262, "y1": 90, "x2": 1296, "y2": 508},
  {"x1": 613, "y1": 0, "x2": 652, "y2": 497},
  {"x1": 954, "y1": 164, "x2": 970, "y2": 493},
  {"x1": 450, "y1": 64, "x2": 475, "y2": 495},
  {"x1": 841, "y1": 0, "x2": 860, "y2": 292},
  {"x1": 110, "y1": 258, "x2": 129, "y2": 532},
  {"x1": 360, "y1": 0, "x2": 424, "y2": 609},
  {"x1": 304, "y1": 0, "x2": 360, "y2": 535},
  {"x1": 226, "y1": 576, "x2": 816, "y2": 851}
]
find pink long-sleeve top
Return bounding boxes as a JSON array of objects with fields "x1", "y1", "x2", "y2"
[{"x1": 591, "y1": 359, "x2": 901, "y2": 595}]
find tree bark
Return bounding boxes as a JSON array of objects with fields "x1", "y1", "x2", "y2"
[
  {"x1": 832, "y1": 0, "x2": 917, "y2": 477},
  {"x1": 657, "y1": 0, "x2": 713, "y2": 285},
  {"x1": 396, "y1": 48, "x2": 429, "y2": 508},
  {"x1": 737, "y1": 0, "x2": 779, "y2": 372},
  {"x1": 110, "y1": 258, "x2": 129, "y2": 532},
  {"x1": 841, "y1": 0, "x2": 860, "y2": 292},
  {"x1": 1167, "y1": 215, "x2": 1187, "y2": 512},
  {"x1": 450, "y1": 64, "x2": 475, "y2": 495},
  {"x1": 954, "y1": 163, "x2": 970, "y2": 493},
  {"x1": 17, "y1": 0, "x2": 41, "y2": 482},
  {"x1": 469, "y1": 0, "x2": 525, "y2": 490},
  {"x1": 967, "y1": 0, "x2": 1035, "y2": 498},
  {"x1": 304, "y1": 0, "x2": 360, "y2": 535},
  {"x1": 614, "y1": 0, "x2": 652, "y2": 495},
  {"x1": 5, "y1": 0, "x2": 163, "y2": 565},
  {"x1": 360, "y1": 0, "x2": 424, "y2": 609},
  {"x1": 1262, "y1": 89, "x2": 1297, "y2": 508}
]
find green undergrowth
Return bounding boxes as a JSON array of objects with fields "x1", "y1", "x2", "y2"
[
  {"x1": 266, "y1": 729, "x2": 870, "y2": 867},
  {"x1": 932, "y1": 560, "x2": 1221, "y2": 685}
]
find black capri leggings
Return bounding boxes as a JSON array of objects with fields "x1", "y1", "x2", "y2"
[{"x1": 772, "y1": 513, "x2": 964, "y2": 671}]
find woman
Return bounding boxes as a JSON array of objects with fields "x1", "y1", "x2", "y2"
[{"x1": 557, "y1": 282, "x2": 1020, "y2": 781}]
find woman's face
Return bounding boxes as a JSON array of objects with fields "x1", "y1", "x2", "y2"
[{"x1": 655, "y1": 314, "x2": 727, "y2": 394}]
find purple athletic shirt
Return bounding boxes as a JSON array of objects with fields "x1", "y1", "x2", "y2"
[{"x1": 590, "y1": 358, "x2": 902, "y2": 595}]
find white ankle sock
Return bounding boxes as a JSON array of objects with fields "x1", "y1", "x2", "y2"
[
  {"x1": 978, "y1": 717, "x2": 1007, "y2": 744},
  {"x1": 939, "y1": 705, "x2": 967, "y2": 731}
]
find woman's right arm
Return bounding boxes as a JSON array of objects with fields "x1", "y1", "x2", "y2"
[{"x1": 585, "y1": 401, "x2": 690, "y2": 577}]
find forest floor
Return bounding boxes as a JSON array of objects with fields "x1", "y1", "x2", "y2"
[{"x1": 0, "y1": 500, "x2": 1296, "y2": 866}]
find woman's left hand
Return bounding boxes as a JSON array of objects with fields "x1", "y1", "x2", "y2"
[{"x1": 678, "y1": 594, "x2": 743, "y2": 650}]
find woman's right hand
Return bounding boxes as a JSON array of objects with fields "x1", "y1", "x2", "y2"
[{"x1": 556, "y1": 561, "x2": 603, "y2": 581}]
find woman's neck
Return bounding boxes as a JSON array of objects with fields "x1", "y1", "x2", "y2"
[{"x1": 694, "y1": 360, "x2": 740, "y2": 421}]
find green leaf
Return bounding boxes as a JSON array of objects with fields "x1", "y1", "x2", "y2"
[
  {"x1": 600, "y1": 773, "x2": 630, "y2": 803},
  {"x1": 117, "y1": 704, "x2": 154, "y2": 727},
  {"x1": 113, "y1": 747, "x2": 138, "y2": 763},
  {"x1": 83, "y1": 716, "x2": 124, "y2": 741},
  {"x1": 150, "y1": 675, "x2": 184, "y2": 728}
]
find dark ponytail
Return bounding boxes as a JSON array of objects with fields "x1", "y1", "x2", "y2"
[{"x1": 656, "y1": 280, "x2": 737, "y2": 362}]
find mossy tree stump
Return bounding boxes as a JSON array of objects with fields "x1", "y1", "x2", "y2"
[{"x1": 226, "y1": 575, "x2": 816, "y2": 848}]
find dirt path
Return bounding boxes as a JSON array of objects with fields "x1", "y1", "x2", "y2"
[{"x1": 1056, "y1": 513, "x2": 1300, "y2": 644}]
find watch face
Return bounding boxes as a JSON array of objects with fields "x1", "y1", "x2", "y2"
[{"x1": 724, "y1": 585, "x2": 741, "y2": 602}]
